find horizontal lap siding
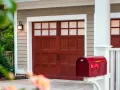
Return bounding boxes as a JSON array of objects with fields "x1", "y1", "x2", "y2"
[
  {"x1": 87, "y1": 13, "x2": 94, "y2": 56},
  {"x1": 111, "y1": 4, "x2": 120, "y2": 12},
  {"x1": 17, "y1": 5, "x2": 94, "y2": 71}
]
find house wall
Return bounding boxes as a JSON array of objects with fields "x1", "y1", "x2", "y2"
[
  {"x1": 17, "y1": 5, "x2": 94, "y2": 72},
  {"x1": 111, "y1": 4, "x2": 120, "y2": 12}
]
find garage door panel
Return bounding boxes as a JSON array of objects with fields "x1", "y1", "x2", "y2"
[
  {"x1": 111, "y1": 36, "x2": 120, "y2": 47},
  {"x1": 40, "y1": 54, "x2": 49, "y2": 64},
  {"x1": 49, "y1": 65, "x2": 59, "y2": 78},
  {"x1": 68, "y1": 38, "x2": 77, "y2": 50},
  {"x1": 41, "y1": 65, "x2": 49, "y2": 75},
  {"x1": 60, "y1": 37, "x2": 80, "y2": 50},
  {"x1": 49, "y1": 54, "x2": 57, "y2": 64},
  {"x1": 69, "y1": 66, "x2": 76, "y2": 77},
  {"x1": 34, "y1": 53, "x2": 57, "y2": 64},
  {"x1": 33, "y1": 53, "x2": 49, "y2": 68},
  {"x1": 60, "y1": 38, "x2": 69, "y2": 50},
  {"x1": 59, "y1": 54, "x2": 82, "y2": 79},
  {"x1": 50, "y1": 38, "x2": 57, "y2": 49},
  {"x1": 60, "y1": 65, "x2": 69, "y2": 78},
  {"x1": 34, "y1": 38, "x2": 57, "y2": 50},
  {"x1": 78, "y1": 37, "x2": 84, "y2": 50},
  {"x1": 59, "y1": 54, "x2": 69, "y2": 64},
  {"x1": 34, "y1": 66, "x2": 49, "y2": 76},
  {"x1": 41, "y1": 39, "x2": 50, "y2": 49},
  {"x1": 68, "y1": 55, "x2": 80, "y2": 65},
  {"x1": 33, "y1": 53, "x2": 42, "y2": 65},
  {"x1": 33, "y1": 38, "x2": 42, "y2": 50}
]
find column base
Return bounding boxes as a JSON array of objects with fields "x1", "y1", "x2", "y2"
[
  {"x1": 94, "y1": 45, "x2": 112, "y2": 90},
  {"x1": 94, "y1": 45, "x2": 112, "y2": 57}
]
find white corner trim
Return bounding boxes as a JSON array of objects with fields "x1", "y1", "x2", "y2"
[
  {"x1": 14, "y1": 11, "x2": 18, "y2": 75},
  {"x1": 27, "y1": 21, "x2": 32, "y2": 73},
  {"x1": 27, "y1": 14, "x2": 87, "y2": 73},
  {"x1": 111, "y1": 12, "x2": 120, "y2": 18},
  {"x1": 84, "y1": 15, "x2": 87, "y2": 57}
]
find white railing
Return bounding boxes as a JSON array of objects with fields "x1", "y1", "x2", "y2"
[{"x1": 109, "y1": 48, "x2": 120, "y2": 90}]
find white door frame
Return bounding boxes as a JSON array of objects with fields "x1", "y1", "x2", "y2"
[{"x1": 27, "y1": 14, "x2": 87, "y2": 73}]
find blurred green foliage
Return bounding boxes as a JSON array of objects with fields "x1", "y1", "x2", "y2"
[
  {"x1": 0, "y1": 0, "x2": 17, "y2": 29},
  {"x1": 0, "y1": 0, "x2": 16, "y2": 79},
  {"x1": 0, "y1": 25, "x2": 14, "y2": 51},
  {"x1": 0, "y1": 54, "x2": 12, "y2": 78}
]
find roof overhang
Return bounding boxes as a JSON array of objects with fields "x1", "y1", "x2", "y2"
[{"x1": 16, "y1": 0, "x2": 120, "y2": 10}]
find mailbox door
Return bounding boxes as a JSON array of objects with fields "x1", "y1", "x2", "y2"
[
  {"x1": 76, "y1": 58, "x2": 89, "y2": 77},
  {"x1": 99, "y1": 61, "x2": 107, "y2": 75}
]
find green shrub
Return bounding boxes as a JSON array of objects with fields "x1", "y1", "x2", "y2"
[
  {"x1": 0, "y1": 25, "x2": 14, "y2": 52},
  {"x1": 0, "y1": 53, "x2": 12, "y2": 77}
]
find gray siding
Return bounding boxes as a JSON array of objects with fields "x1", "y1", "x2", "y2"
[
  {"x1": 111, "y1": 4, "x2": 120, "y2": 12},
  {"x1": 17, "y1": 6, "x2": 94, "y2": 71}
]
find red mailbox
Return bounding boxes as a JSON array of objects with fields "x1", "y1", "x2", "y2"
[{"x1": 76, "y1": 56, "x2": 107, "y2": 77}]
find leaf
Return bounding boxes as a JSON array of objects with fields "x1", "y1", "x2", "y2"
[
  {"x1": 0, "y1": 65, "x2": 8, "y2": 78},
  {"x1": 0, "y1": 0, "x2": 16, "y2": 29},
  {"x1": 3, "y1": 0, "x2": 17, "y2": 13},
  {"x1": 0, "y1": 10, "x2": 5, "y2": 22},
  {"x1": 7, "y1": 10, "x2": 14, "y2": 23},
  {"x1": 0, "y1": 0, "x2": 3, "y2": 4},
  {"x1": 0, "y1": 9, "x2": 11, "y2": 29}
]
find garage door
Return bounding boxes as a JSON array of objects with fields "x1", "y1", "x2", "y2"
[
  {"x1": 111, "y1": 19, "x2": 120, "y2": 47},
  {"x1": 32, "y1": 20, "x2": 84, "y2": 79}
]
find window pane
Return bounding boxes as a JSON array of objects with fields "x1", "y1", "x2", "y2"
[
  {"x1": 50, "y1": 30, "x2": 56, "y2": 36},
  {"x1": 111, "y1": 20, "x2": 119, "y2": 27},
  {"x1": 42, "y1": 23, "x2": 49, "y2": 29},
  {"x1": 34, "y1": 30, "x2": 41, "y2": 36},
  {"x1": 61, "y1": 22, "x2": 68, "y2": 28},
  {"x1": 78, "y1": 21, "x2": 84, "y2": 28},
  {"x1": 69, "y1": 22, "x2": 77, "y2": 28},
  {"x1": 34, "y1": 23, "x2": 41, "y2": 29},
  {"x1": 61, "y1": 29, "x2": 68, "y2": 35},
  {"x1": 111, "y1": 28, "x2": 119, "y2": 35},
  {"x1": 50, "y1": 22, "x2": 56, "y2": 28},
  {"x1": 69, "y1": 29, "x2": 77, "y2": 35},
  {"x1": 42, "y1": 30, "x2": 49, "y2": 36},
  {"x1": 78, "y1": 29, "x2": 84, "y2": 35}
]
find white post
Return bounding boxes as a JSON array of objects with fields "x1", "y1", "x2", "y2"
[
  {"x1": 94, "y1": 0, "x2": 111, "y2": 90},
  {"x1": 14, "y1": 11, "x2": 18, "y2": 76}
]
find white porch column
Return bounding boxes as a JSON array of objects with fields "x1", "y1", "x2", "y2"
[
  {"x1": 14, "y1": 11, "x2": 18, "y2": 76},
  {"x1": 94, "y1": 0, "x2": 111, "y2": 90},
  {"x1": 94, "y1": 0, "x2": 110, "y2": 48}
]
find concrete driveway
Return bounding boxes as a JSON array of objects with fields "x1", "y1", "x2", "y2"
[{"x1": 0, "y1": 79, "x2": 93, "y2": 90}]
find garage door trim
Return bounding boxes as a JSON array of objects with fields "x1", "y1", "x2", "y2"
[{"x1": 26, "y1": 14, "x2": 87, "y2": 73}]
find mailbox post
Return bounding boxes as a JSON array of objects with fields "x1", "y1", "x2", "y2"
[{"x1": 76, "y1": 56, "x2": 107, "y2": 90}]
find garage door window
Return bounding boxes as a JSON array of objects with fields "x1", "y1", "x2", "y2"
[
  {"x1": 34, "y1": 23, "x2": 41, "y2": 29},
  {"x1": 33, "y1": 20, "x2": 84, "y2": 36},
  {"x1": 61, "y1": 21, "x2": 84, "y2": 36},
  {"x1": 111, "y1": 20, "x2": 120, "y2": 35},
  {"x1": 34, "y1": 22, "x2": 57, "y2": 36}
]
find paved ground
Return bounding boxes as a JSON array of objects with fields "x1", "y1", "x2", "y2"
[{"x1": 0, "y1": 79, "x2": 93, "y2": 90}]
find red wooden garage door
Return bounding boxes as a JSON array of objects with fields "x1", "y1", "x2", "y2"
[
  {"x1": 111, "y1": 19, "x2": 120, "y2": 47},
  {"x1": 32, "y1": 20, "x2": 84, "y2": 80}
]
